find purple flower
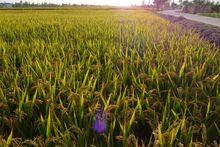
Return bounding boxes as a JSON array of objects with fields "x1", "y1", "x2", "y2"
[
  {"x1": 92, "y1": 118, "x2": 107, "y2": 133},
  {"x1": 92, "y1": 105, "x2": 107, "y2": 134}
]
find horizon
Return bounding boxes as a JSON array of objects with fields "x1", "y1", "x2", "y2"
[{"x1": 0, "y1": 0, "x2": 219, "y2": 6}]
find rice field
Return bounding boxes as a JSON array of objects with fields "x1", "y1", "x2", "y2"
[{"x1": 0, "y1": 8, "x2": 219, "y2": 146}]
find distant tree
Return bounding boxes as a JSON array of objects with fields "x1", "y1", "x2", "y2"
[
  {"x1": 153, "y1": 0, "x2": 169, "y2": 10},
  {"x1": 23, "y1": 1, "x2": 29, "y2": 7},
  {"x1": 142, "y1": 0, "x2": 145, "y2": 6},
  {"x1": 193, "y1": 0, "x2": 206, "y2": 4},
  {"x1": 182, "y1": 0, "x2": 190, "y2": 6},
  {"x1": 171, "y1": 2, "x2": 178, "y2": 9}
]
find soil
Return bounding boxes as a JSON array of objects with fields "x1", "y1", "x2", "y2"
[{"x1": 159, "y1": 14, "x2": 220, "y2": 48}]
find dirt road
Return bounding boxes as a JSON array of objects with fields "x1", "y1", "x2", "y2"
[{"x1": 159, "y1": 10, "x2": 220, "y2": 27}]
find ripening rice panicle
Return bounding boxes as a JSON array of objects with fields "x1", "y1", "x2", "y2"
[{"x1": 0, "y1": 8, "x2": 219, "y2": 146}]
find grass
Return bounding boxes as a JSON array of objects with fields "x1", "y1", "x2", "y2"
[
  {"x1": 0, "y1": 8, "x2": 219, "y2": 146},
  {"x1": 199, "y1": 13, "x2": 220, "y2": 18}
]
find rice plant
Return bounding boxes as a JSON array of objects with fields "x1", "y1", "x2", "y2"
[{"x1": 0, "y1": 8, "x2": 219, "y2": 146}]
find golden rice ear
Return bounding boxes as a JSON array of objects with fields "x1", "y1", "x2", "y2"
[
  {"x1": 0, "y1": 7, "x2": 219, "y2": 146},
  {"x1": 0, "y1": 135, "x2": 4, "y2": 146}
]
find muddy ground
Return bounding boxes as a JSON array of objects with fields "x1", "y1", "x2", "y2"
[{"x1": 159, "y1": 14, "x2": 220, "y2": 48}]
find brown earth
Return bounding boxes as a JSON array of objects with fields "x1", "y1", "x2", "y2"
[{"x1": 159, "y1": 14, "x2": 220, "y2": 48}]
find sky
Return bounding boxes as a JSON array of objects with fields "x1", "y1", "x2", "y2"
[{"x1": 0, "y1": 0, "x2": 219, "y2": 6}]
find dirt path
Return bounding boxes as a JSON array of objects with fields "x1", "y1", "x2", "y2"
[{"x1": 159, "y1": 10, "x2": 220, "y2": 27}]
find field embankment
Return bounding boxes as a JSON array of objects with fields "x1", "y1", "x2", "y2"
[
  {"x1": 159, "y1": 13, "x2": 220, "y2": 47},
  {"x1": 200, "y1": 13, "x2": 220, "y2": 18}
]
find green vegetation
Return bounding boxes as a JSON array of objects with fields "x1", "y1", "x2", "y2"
[
  {"x1": 182, "y1": 0, "x2": 220, "y2": 14},
  {"x1": 0, "y1": 9, "x2": 219, "y2": 146},
  {"x1": 200, "y1": 13, "x2": 220, "y2": 18}
]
